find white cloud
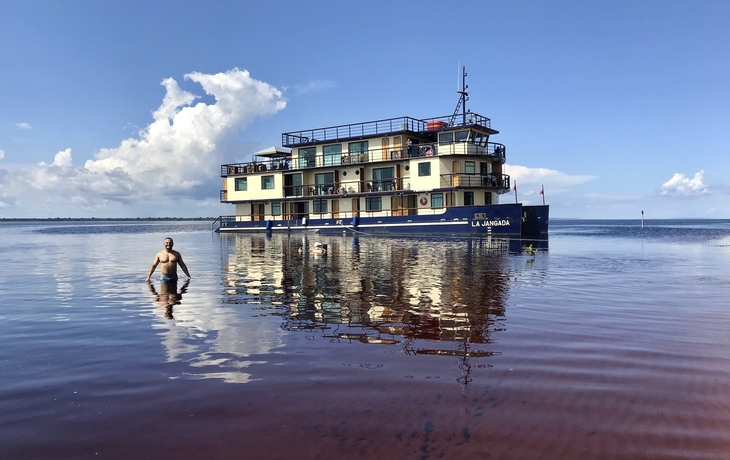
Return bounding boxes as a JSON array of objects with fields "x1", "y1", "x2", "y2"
[
  {"x1": 53, "y1": 148, "x2": 72, "y2": 168},
  {"x1": 16, "y1": 122, "x2": 32, "y2": 130},
  {"x1": 504, "y1": 164, "x2": 596, "y2": 193},
  {"x1": 0, "y1": 68, "x2": 286, "y2": 215},
  {"x1": 0, "y1": 149, "x2": 4, "y2": 161},
  {"x1": 290, "y1": 79, "x2": 336, "y2": 95},
  {"x1": 660, "y1": 170, "x2": 707, "y2": 196}
]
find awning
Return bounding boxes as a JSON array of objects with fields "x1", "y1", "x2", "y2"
[{"x1": 253, "y1": 146, "x2": 291, "y2": 158}]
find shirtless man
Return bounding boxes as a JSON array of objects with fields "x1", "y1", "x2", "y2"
[{"x1": 145, "y1": 237, "x2": 191, "y2": 281}]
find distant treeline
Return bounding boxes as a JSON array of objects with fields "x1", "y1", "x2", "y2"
[{"x1": 0, "y1": 217, "x2": 216, "y2": 222}]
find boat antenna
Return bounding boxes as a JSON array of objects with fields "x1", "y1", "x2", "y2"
[{"x1": 450, "y1": 66, "x2": 469, "y2": 126}]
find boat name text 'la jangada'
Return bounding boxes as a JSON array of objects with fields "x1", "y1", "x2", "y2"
[{"x1": 472, "y1": 219, "x2": 511, "y2": 227}]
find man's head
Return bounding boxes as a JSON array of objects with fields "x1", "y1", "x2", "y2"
[{"x1": 164, "y1": 238, "x2": 174, "y2": 250}]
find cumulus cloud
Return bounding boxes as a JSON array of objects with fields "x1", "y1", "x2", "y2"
[
  {"x1": 660, "y1": 170, "x2": 707, "y2": 196},
  {"x1": 0, "y1": 68, "x2": 286, "y2": 214},
  {"x1": 504, "y1": 164, "x2": 596, "y2": 193},
  {"x1": 16, "y1": 122, "x2": 32, "y2": 130},
  {"x1": 0, "y1": 149, "x2": 4, "y2": 160}
]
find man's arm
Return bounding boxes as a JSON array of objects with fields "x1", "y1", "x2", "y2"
[
  {"x1": 145, "y1": 255, "x2": 160, "y2": 281},
  {"x1": 177, "y1": 253, "x2": 191, "y2": 278}
]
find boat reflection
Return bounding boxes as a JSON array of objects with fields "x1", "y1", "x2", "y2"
[{"x1": 223, "y1": 234, "x2": 520, "y2": 373}]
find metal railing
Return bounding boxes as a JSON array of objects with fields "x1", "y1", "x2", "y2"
[
  {"x1": 282, "y1": 113, "x2": 492, "y2": 147},
  {"x1": 440, "y1": 173, "x2": 511, "y2": 189},
  {"x1": 215, "y1": 204, "x2": 455, "y2": 226},
  {"x1": 220, "y1": 141, "x2": 507, "y2": 177}
]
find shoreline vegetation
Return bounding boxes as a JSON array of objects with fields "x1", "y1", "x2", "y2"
[{"x1": 0, "y1": 217, "x2": 216, "y2": 222}]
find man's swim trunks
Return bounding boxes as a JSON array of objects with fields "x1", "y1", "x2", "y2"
[{"x1": 160, "y1": 275, "x2": 179, "y2": 281}]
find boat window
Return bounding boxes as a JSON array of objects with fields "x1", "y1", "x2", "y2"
[
  {"x1": 271, "y1": 202, "x2": 281, "y2": 215},
  {"x1": 313, "y1": 199, "x2": 328, "y2": 213},
  {"x1": 348, "y1": 141, "x2": 369, "y2": 163},
  {"x1": 418, "y1": 163, "x2": 431, "y2": 177},
  {"x1": 314, "y1": 172, "x2": 335, "y2": 195},
  {"x1": 298, "y1": 147, "x2": 316, "y2": 168},
  {"x1": 464, "y1": 192, "x2": 474, "y2": 206},
  {"x1": 438, "y1": 132, "x2": 453, "y2": 145},
  {"x1": 454, "y1": 130, "x2": 469, "y2": 143},
  {"x1": 235, "y1": 177, "x2": 247, "y2": 191},
  {"x1": 372, "y1": 167, "x2": 394, "y2": 191},
  {"x1": 323, "y1": 144, "x2": 341, "y2": 167},
  {"x1": 472, "y1": 132, "x2": 483, "y2": 146},
  {"x1": 431, "y1": 193, "x2": 444, "y2": 207},
  {"x1": 485, "y1": 192, "x2": 492, "y2": 204},
  {"x1": 465, "y1": 161, "x2": 475, "y2": 174},
  {"x1": 365, "y1": 197, "x2": 382, "y2": 211},
  {"x1": 261, "y1": 175, "x2": 275, "y2": 190}
]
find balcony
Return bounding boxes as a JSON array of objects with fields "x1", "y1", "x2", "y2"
[{"x1": 440, "y1": 173, "x2": 511, "y2": 190}]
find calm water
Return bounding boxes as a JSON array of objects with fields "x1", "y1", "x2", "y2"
[{"x1": 2, "y1": 219, "x2": 730, "y2": 459}]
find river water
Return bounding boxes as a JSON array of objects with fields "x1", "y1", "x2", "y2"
[{"x1": 2, "y1": 219, "x2": 730, "y2": 459}]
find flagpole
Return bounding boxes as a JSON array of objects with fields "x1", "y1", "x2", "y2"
[
  {"x1": 513, "y1": 181, "x2": 518, "y2": 203},
  {"x1": 541, "y1": 185, "x2": 545, "y2": 205}
]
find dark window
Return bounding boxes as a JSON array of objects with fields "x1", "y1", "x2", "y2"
[
  {"x1": 314, "y1": 172, "x2": 335, "y2": 195},
  {"x1": 439, "y1": 132, "x2": 453, "y2": 144},
  {"x1": 418, "y1": 162, "x2": 431, "y2": 176},
  {"x1": 298, "y1": 147, "x2": 316, "y2": 168},
  {"x1": 464, "y1": 192, "x2": 474, "y2": 205},
  {"x1": 372, "y1": 167, "x2": 394, "y2": 191},
  {"x1": 261, "y1": 175, "x2": 275, "y2": 189},
  {"x1": 272, "y1": 202, "x2": 281, "y2": 215},
  {"x1": 485, "y1": 192, "x2": 492, "y2": 205},
  {"x1": 348, "y1": 141, "x2": 368, "y2": 163},
  {"x1": 313, "y1": 199, "x2": 328, "y2": 213},
  {"x1": 431, "y1": 193, "x2": 444, "y2": 207},
  {"x1": 366, "y1": 197, "x2": 382, "y2": 211},
  {"x1": 323, "y1": 144, "x2": 341, "y2": 166}
]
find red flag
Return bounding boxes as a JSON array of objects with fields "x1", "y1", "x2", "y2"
[
  {"x1": 539, "y1": 187, "x2": 544, "y2": 195},
  {"x1": 512, "y1": 183, "x2": 516, "y2": 192}
]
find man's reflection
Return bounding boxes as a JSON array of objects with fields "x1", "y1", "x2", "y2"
[{"x1": 147, "y1": 279, "x2": 189, "y2": 319}]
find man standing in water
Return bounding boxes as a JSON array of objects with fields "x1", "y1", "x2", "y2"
[{"x1": 145, "y1": 237, "x2": 191, "y2": 282}]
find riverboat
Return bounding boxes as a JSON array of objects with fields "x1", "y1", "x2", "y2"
[{"x1": 213, "y1": 69, "x2": 548, "y2": 237}]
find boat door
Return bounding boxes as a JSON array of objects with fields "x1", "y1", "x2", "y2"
[
  {"x1": 391, "y1": 195, "x2": 402, "y2": 216},
  {"x1": 452, "y1": 160, "x2": 461, "y2": 186},
  {"x1": 332, "y1": 199, "x2": 339, "y2": 218},
  {"x1": 252, "y1": 203, "x2": 265, "y2": 221},
  {"x1": 352, "y1": 198, "x2": 360, "y2": 217},
  {"x1": 393, "y1": 136, "x2": 402, "y2": 159},
  {"x1": 381, "y1": 138, "x2": 389, "y2": 161},
  {"x1": 406, "y1": 195, "x2": 417, "y2": 216},
  {"x1": 292, "y1": 201, "x2": 308, "y2": 220}
]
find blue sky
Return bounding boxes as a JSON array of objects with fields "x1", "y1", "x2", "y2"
[{"x1": 1, "y1": 0, "x2": 728, "y2": 218}]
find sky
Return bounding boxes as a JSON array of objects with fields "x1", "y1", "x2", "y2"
[{"x1": 1, "y1": 0, "x2": 728, "y2": 219}]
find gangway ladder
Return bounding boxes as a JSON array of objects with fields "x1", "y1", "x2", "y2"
[{"x1": 449, "y1": 66, "x2": 470, "y2": 126}]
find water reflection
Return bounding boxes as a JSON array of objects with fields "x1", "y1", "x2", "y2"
[
  {"x1": 147, "y1": 279, "x2": 189, "y2": 319},
  {"x1": 223, "y1": 234, "x2": 517, "y2": 365}
]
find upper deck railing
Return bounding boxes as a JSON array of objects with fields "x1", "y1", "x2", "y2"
[
  {"x1": 220, "y1": 142, "x2": 506, "y2": 177},
  {"x1": 282, "y1": 113, "x2": 492, "y2": 148}
]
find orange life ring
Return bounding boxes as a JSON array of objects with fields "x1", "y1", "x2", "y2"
[{"x1": 420, "y1": 197, "x2": 428, "y2": 206}]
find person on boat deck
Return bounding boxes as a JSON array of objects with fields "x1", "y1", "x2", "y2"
[{"x1": 145, "y1": 237, "x2": 191, "y2": 282}]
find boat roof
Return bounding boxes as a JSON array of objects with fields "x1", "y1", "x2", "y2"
[
  {"x1": 281, "y1": 112, "x2": 498, "y2": 148},
  {"x1": 253, "y1": 146, "x2": 291, "y2": 158}
]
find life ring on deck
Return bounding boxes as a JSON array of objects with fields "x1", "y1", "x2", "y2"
[{"x1": 420, "y1": 197, "x2": 428, "y2": 206}]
